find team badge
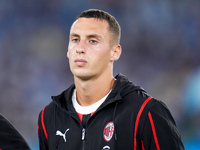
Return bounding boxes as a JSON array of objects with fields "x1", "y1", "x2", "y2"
[{"x1": 103, "y1": 122, "x2": 114, "y2": 142}]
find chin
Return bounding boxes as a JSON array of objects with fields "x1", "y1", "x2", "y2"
[{"x1": 73, "y1": 71, "x2": 92, "y2": 80}]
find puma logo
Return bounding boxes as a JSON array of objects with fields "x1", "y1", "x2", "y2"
[
  {"x1": 56, "y1": 128, "x2": 69, "y2": 142},
  {"x1": 102, "y1": 146, "x2": 110, "y2": 150}
]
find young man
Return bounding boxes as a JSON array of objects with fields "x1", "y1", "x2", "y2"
[{"x1": 38, "y1": 9, "x2": 184, "y2": 150}]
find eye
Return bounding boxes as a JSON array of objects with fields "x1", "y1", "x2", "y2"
[
  {"x1": 89, "y1": 40, "x2": 97, "y2": 44},
  {"x1": 72, "y1": 38, "x2": 79, "y2": 43}
]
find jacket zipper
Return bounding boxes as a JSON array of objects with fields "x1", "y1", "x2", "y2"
[
  {"x1": 53, "y1": 94, "x2": 120, "y2": 150},
  {"x1": 82, "y1": 128, "x2": 86, "y2": 150}
]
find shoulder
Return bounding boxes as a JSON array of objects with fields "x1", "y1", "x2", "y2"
[
  {"x1": 39, "y1": 101, "x2": 56, "y2": 116},
  {"x1": 38, "y1": 101, "x2": 58, "y2": 128},
  {"x1": 145, "y1": 99, "x2": 176, "y2": 123},
  {"x1": 39, "y1": 84, "x2": 75, "y2": 117},
  {"x1": 138, "y1": 98, "x2": 177, "y2": 133},
  {"x1": 144, "y1": 98, "x2": 173, "y2": 117}
]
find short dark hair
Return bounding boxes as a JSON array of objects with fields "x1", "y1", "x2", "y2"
[{"x1": 75, "y1": 9, "x2": 121, "y2": 45}]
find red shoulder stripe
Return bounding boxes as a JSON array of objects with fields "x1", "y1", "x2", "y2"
[
  {"x1": 134, "y1": 97, "x2": 153, "y2": 150},
  {"x1": 148, "y1": 112, "x2": 160, "y2": 150},
  {"x1": 37, "y1": 125, "x2": 39, "y2": 134},
  {"x1": 141, "y1": 140, "x2": 145, "y2": 150},
  {"x1": 41, "y1": 106, "x2": 48, "y2": 140}
]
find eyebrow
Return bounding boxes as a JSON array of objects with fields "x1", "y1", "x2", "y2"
[
  {"x1": 87, "y1": 34, "x2": 102, "y2": 39},
  {"x1": 70, "y1": 33, "x2": 79, "y2": 38}
]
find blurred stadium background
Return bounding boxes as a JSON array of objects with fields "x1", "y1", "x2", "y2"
[{"x1": 0, "y1": 0, "x2": 200, "y2": 149}]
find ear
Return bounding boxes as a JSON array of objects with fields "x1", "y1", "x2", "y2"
[{"x1": 110, "y1": 44, "x2": 122, "y2": 61}]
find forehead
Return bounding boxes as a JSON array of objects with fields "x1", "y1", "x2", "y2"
[{"x1": 70, "y1": 18, "x2": 109, "y2": 35}]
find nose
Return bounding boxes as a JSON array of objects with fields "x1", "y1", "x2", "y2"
[
  {"x1": 76, "y1": 48, "x2": 85, "y2": 54},
  {"x1": 76, "y1": 41, "x2": 86, "y2": 54}
]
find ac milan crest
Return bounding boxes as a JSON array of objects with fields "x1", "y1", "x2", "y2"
[{"x1": 103, "y1": 122, "x2": 114, "y2": 142}]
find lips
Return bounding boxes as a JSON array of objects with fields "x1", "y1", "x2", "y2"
[{"x1": 74, "y1": 59, "x2": 87, "y2": 66}]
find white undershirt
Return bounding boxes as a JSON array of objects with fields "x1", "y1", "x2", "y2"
[{"x1": 72, "y1": 89, "x2": 111, "y2": 115}]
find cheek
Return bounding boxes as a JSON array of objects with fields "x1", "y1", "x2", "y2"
[
  {"x1": 100, "y1": 48, "x2": 112, "y2": 61},
  {"x1": 67, "y1": 51, "x2": 74, "y2": 65},
  {"x1": 67, "y1": 45, "x2": 75, "y2": 59},
  {"x1": 68, "y1": 42, "x2": 75, "y2": 53}
]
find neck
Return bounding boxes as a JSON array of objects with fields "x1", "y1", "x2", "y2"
[{"x1": 74, "y1": 73, "x2": 115, "y2": 106}]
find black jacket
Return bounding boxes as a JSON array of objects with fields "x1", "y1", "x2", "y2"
[
  {"x1": 38, "y1": 74, "x2": 184, "y2": 150},
  {"x1": 0, "y1": 114, "x2": 30, "y2": 150}
]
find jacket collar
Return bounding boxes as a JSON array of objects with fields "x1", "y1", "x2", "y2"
[{"x1": 51, "y1": 74, "x2": 145, "y2": 112}]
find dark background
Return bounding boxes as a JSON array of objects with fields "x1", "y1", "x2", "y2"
[{"x1": 0, "y1": 0, "x2": 200, "y2": 149}]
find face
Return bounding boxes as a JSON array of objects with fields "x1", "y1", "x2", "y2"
[{"x1": 67, "y1": 18, "x2": 121, "y2": 80}]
